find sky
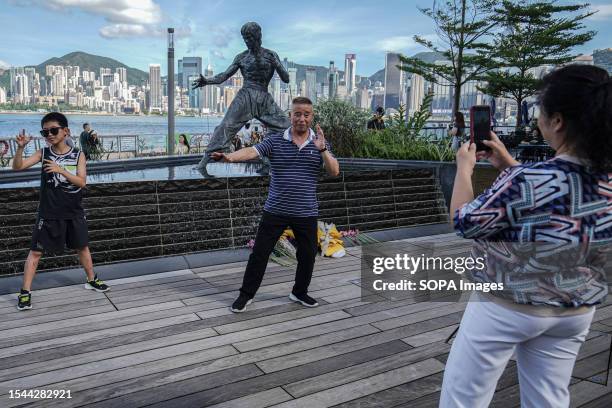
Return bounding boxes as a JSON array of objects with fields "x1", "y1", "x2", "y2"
[{"x1": 0, "y1": 0, "x2": 611, "y2": 77}]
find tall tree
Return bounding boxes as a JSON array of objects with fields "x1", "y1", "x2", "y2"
[
  {"x1": 399, "y1": 0, "x2": 497, "y2": 119},
  {"x1": 479, "y1": 0, "x2": 596, "y2": 128}
]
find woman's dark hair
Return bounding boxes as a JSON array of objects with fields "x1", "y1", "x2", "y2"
[
  {"x1": 179, "y1": 134, "x2": 190, "y2": 152},
  {"x1": 454, "y1": 111, "x2": 465, "y2": 128},
  {"x1": 537, "y1": 64, "x2": 612, "y2": 172},
  {"x1": 41, "y1": 112, "x2": 68, "y2": 128}
]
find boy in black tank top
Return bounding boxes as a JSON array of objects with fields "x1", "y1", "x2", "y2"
[{"x1": 11, "y1": 112, "x2": 109, "y2": 311}]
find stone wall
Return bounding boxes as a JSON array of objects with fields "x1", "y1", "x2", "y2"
[{"x1": 0, "y1": 169, "x2": 448, "y2": 276}]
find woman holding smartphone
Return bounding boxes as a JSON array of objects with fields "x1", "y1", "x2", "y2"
[{"x1": 440, "y1": 64, "x2": 612, "y2": 407}]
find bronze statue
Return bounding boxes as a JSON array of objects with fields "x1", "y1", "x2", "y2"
[{"x1": 192, "y1": 22, "x2": 291, "y2": 176}]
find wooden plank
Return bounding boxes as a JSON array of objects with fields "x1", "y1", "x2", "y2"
[
  {"x1": 206, "y1": 388, "x2": 293, "y2": 408},
  {"x1": 103, "y1": 269, "x2": 195, "y2": 286},
  {"x1": 0, "y1": 301, "x2": 187, "y2": 338},
  {"x1": 371, "y1": 303, "x2": 466, "y2": 331},
  {"x1": 233, "y1": 303, "x2": 462, "y2": 354},
  {"x1": 0, "y1": 313, "x2": 201, "y2": 360},
  {"x1": 20, "y1": 325, "x2": 380, "y2": 408},
  {"x1": 284, "y1": 342, "x2": 450, "y2": 398},
  {"x1": 52, "y1": 364, "x2": 265, "y2": 408},
  {"x1": 331, "y1": 372, "x2": 444, "y2": 408},
  {"x1": 0, "y1": 304, "x2": 118, "y2": 330},
  {"x1": 214, "y1": 298, "x2": 369, "y2": 334},
  {"x1": 402, "y1": 325, "x2": 459, "y2": 347},
  {"x1": 259, "y1": 358, "x2": 445, "y2": 408},
  {"x1": 0, "y1": 327, "x2": 219, "y2": 386},
  {"x1": 0, "y1": 298, "x2": 113, "y2": 322},
  {"x1": 1, "y1": 346, "x2": 239, "y2": 408},
  {"x1": 119, "y1": 340, "x2": 411, "y2": 408},
  {"x1": 251, "y1": 313, "x2": 461, "y2": 373}
]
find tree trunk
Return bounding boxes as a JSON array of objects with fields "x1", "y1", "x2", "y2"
[
  {"x1": 452, "y1": 0, "x2": 467, "y2": 122},
  {"x1": 515, "y1": 95, "x2": 523, "y2": 131}
]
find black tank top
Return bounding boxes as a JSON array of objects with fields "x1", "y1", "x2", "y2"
[{"x1": 38, "y1": 146, "x2": 85, "y2": 219}]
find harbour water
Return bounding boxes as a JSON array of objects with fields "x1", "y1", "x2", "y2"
[{"x1": 0, "y1": 113, "x2": 223, "y2": 148}]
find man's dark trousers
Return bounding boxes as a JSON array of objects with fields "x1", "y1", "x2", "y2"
[{"x1": 240, "y1": 211, "x2": 318, "y2": 298}]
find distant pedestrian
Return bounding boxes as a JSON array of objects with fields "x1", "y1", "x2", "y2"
[
  {"x1": 79, "y1": 123, "x2": 99, "y2": 160},
  {"x1": 367, "y1": 106, "x2": 386, "y2": 130}
]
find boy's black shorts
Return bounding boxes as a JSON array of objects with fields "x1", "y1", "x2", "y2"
[{"x1": 31, "y1": 216, "x2": 89, "y2": 254}]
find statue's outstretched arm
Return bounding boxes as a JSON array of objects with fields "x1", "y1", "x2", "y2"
[
  {"x1": 208, "y1": 54, "x2": 241, "y2": 84},
  {"x1": 270, "y1": 51, "x2": 290, "y2": 83},
  {"x1": 194, "y1": 54, "x2": 241, "y2": 88}
]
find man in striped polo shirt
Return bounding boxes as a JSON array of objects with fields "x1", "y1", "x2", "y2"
[{"x1": 211, "y1": 96, "x2": 340, "y2": 312}]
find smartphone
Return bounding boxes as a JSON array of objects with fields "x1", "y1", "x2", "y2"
[
  {"x1": 470, "y1": 106, "x2": 491, "y2": 151},
  {"x1": 20, "y1": 129, "x2": 25, "y2": 137}
]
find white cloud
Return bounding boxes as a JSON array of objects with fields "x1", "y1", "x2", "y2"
[
  {"x1": 211, "y1": 49, "x2": 226, "y2": 60},
  {"x1": 589, "y1": 4, "x2": 612, "y2": 21},
  {"x1": 0, "y1": 60, "x2": 11, "y2": 70},
  {"x1": 10, "y1": 0, "x2": 192, "y2": 39},
  {"x1": 99, "y1": 24, "x2": 191, "y2": 39},
  {"x1": 377, "y1": 36, "x2": 417, "y2": 52}
]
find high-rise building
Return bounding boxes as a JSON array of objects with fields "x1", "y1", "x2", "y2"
[
  {"x1": 269, "y1": 73, "x2": 281, "y2": 106},
  {"x1": 202, "y1": 63, "x2": 215, "y2": 112},
  {"x1": 288, "y1": 68, "x2": 297, "y2": 97},
  {"x1": 116, "y1": 67, "x2": 127, "y2": 83},
  {"x1": 305, "y1": 67, "x2": 317, "y2": 102},
  {"x1": 408, "y1": 73, "x2": 425, "y2": 114},
  {"x1": 179, "y1": 57, "x2": 202, "y2": 90},
  {"x1": 101, "y1": 74, "x2": 113, "y2": 87},
  {"x1": 100, "y1": 67, "x2": 111, "y2": 79},
  {"x1": 188, "y1": 75, "x2": 201, "y2": 109},
  {"x1": 383, "y1": 52, "x2": 404, "y2": 111},
  {"x1": 344, "y1": 53, "x2": 356, "y2": 94},
  {"x1": 149, "y1": 64, "x2": 161, "y2": 109},
  {"x1": 356, "y1": 88, "x2": 371, "y2": 110},
  {"x1": 328, "y1": 61, "x2": 338, "y2": 99}
]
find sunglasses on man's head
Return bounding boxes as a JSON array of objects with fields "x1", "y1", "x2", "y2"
[{"x1": 40, "y1": 127, "x2": 64, "y2": 138}]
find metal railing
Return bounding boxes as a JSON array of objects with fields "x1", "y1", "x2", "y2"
[{"x1": 0, "y1": 133, "x2": 213, "y2": 166}]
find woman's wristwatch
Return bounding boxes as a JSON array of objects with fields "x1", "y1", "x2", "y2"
[{"x1": 319, "y1": 147, "x2": 327, "y2": 153}]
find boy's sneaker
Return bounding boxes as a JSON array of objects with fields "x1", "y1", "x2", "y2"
[
  {"x1": 289, "y1": 292, "x2": 319, "y2": 308},
  {"x1": 85, "y1": 275, "x2": 110, "y2": 293},
  {"x1": 230, "y1": 293, "x2": 253, "y2": 313},
  {"x1": 17, "y1": 290, "x2": 32, "y2": 311}
]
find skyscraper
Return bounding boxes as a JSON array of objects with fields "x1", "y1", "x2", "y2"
[
  {"x1": 180, "y1": 57, "x2": 202, "y2": 91},
  {"x1": 202, "y1": 63, "x2": 215, "y2": 112},
  {"x1": 149, "y1": 64, "x2": 161, "y2": 109},
  {"x1": 116, "y1": 67, "x2": 127, "y2": 83},
  {"x1": 344, "y1": 54, "x2": 356, "y2": 94},
  {"x1": 100, "y1": 67, "x2": 111, "y2": 79},
  {"x1": 383, "y1": 52, "x2": 404, "y2": 111},
  {"x1": 328, "y1": 61, "x2": 338, "y2": 99},
  {"x1": 305, "y1": 67, "x2": 317, "y2": 102},
  {"x1": 288, "y1": 68, "x2": 297, "y2": 97},
  {"x1": 408, "y1": 73, "x2": 425, "y2": 114},
  {"x1": 269, "y1": 73, "x2": 281, "y2": 106}
]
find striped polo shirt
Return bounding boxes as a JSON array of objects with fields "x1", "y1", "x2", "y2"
[{"x1": 253, "y1": 127, "x2": 332, "y2": 217}]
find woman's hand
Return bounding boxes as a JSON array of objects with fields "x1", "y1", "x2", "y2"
[
  {"x1": 478, "y1": 131, "x2": 520, "y2": 171},
  {"x1": 456, "y1": 142, "x2": 477, "y2": 176}
]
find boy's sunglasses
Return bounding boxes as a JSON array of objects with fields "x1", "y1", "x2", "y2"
[{"x1": 40, "y1": 127, "x2": 64, "y2": 138}]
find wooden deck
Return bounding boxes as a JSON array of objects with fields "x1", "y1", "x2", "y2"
[{"x1": 0, "y1": 233, "x2": 611, "y2": 408}]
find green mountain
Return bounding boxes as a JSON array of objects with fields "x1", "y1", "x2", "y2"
[
  {"x1": 0, "y1": 51, "x2": 149, "y2": 90},
  {"x1": 593, "y1": 48, "x2": 612, "y2": 74},
  {"x1": 35, "y1": 51, "x2": 149, "y2": 85}
]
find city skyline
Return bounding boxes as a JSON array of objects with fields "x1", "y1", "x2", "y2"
[{"x1": 1, "y1": 0, "x2": 611, "y2": 77}]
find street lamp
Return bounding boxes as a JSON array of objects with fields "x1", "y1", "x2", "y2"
[{"x1": 167, "y1": 28, "x2": 175, "y2": 155}]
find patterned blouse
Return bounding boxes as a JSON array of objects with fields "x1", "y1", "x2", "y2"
[{"x1": 454, "y1": 156, "x2": 611, "y2": 307}]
